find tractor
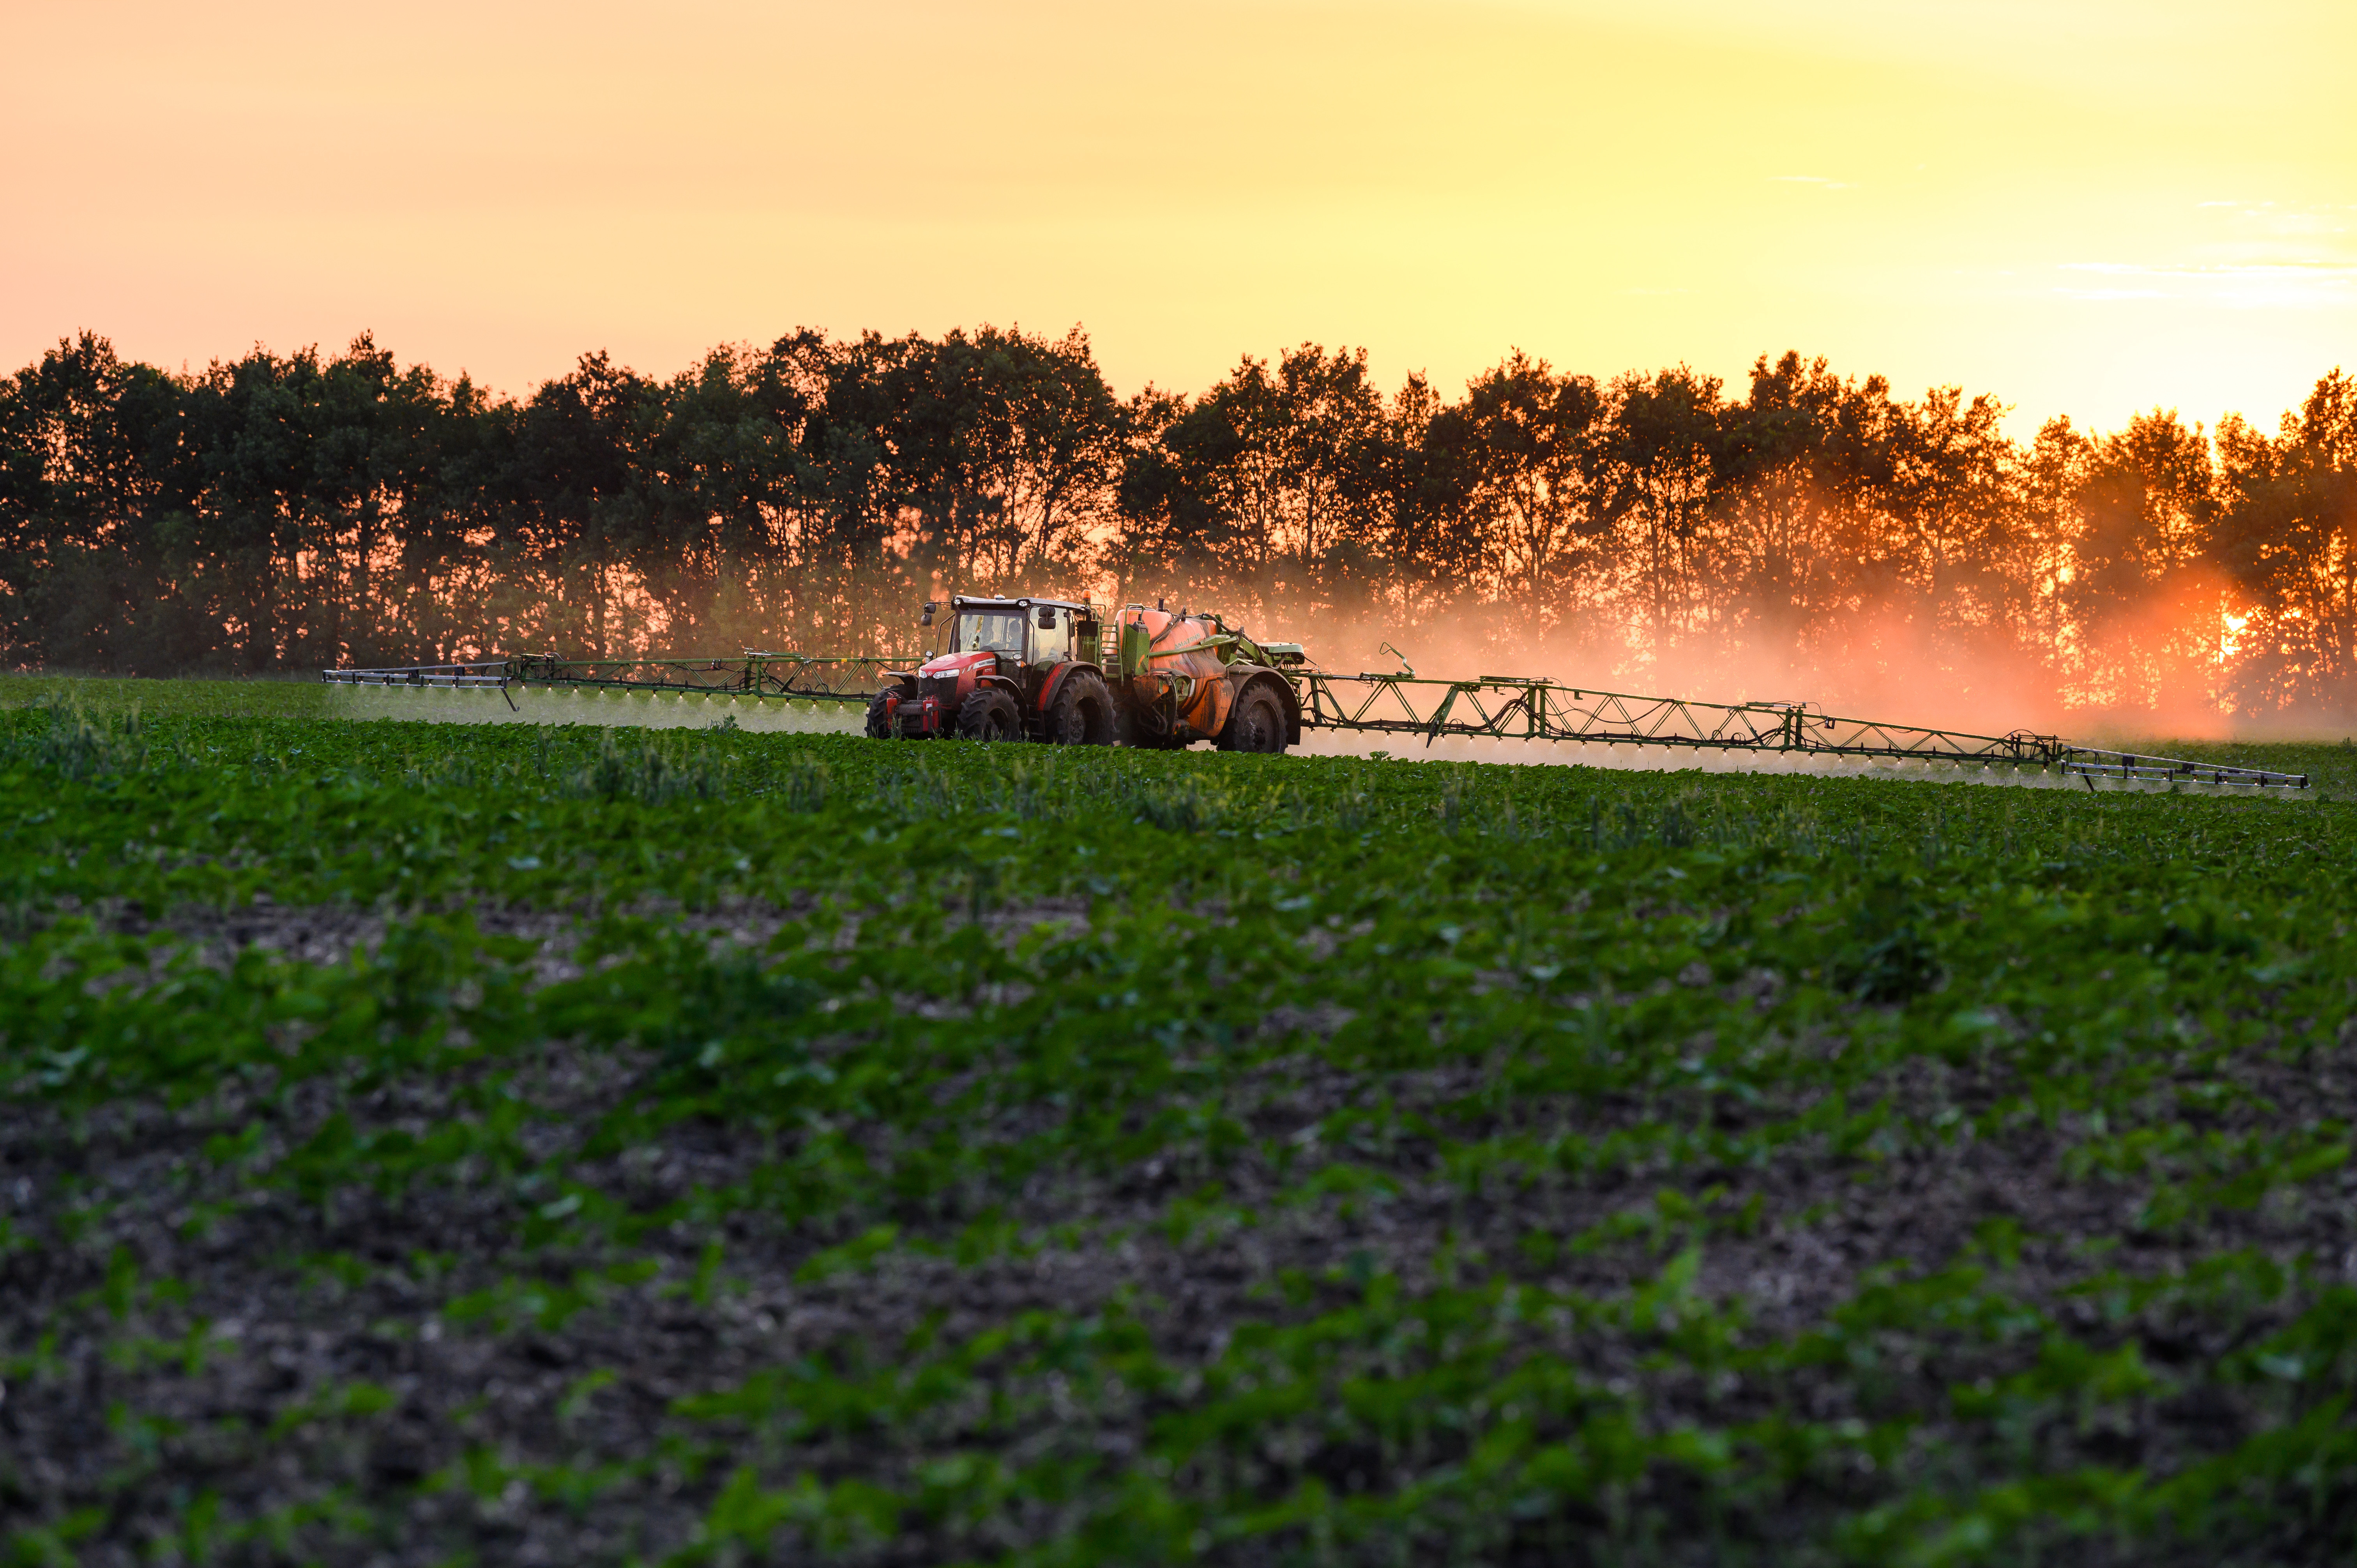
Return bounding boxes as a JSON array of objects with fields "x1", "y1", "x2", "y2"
[{"x1": 865, "y1": 595, "x2": 1306, "y2": 753}]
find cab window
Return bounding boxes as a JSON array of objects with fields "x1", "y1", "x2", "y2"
[
  {"x1": 954, "y1": 609, "x2": 1026, "y2": 655},
  {"x1": 1031, "y1": 608, "x2": 1072, "y2": 664}
]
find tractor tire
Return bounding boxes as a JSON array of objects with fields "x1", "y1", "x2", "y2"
[
  {"x1": 865, "y1": 689, "x2": 897, "y2": 739},
  {"x1": 1046, "y1": 669, "x2": 1118, "y2": 745},
  {"x1": 1218, "y1": 683, "x2": 1288, "y2": 755},
  {"x1": 957, "y1": 686, "x2": 1025, "y2": 742}
]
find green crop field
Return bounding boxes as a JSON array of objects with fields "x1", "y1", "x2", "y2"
[{"x1": 5, "y1": 678, "x2": 2357, "y2": 1566}]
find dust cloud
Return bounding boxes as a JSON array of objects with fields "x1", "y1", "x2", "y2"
[{"x1": 1282, "y1": 595, "x2": 2357, "y2": 749}]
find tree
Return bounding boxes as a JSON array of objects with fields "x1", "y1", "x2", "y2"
[
  {"x1": 2214, "y1": 369, "x2": 2357, "y2": 713},
  {"x1": 1891, "y1": 383, "x2": 2016, "y2": 643},
  {"x1": 2014, "y1": 415, "x2": 2091, "y2": 666},
  {"x1": 498, "y1": 350, "x2": 661, "y2": 658},
  {"x1": 1454, "y1": 351, "x2": 1607, "y2": 627},
  {"x1": 1598, "y1": 366, "x2": 1723, "y2": 652},
  {"x1": 885, "y1": 326, "x2": 1125, "y2": 594},
  {"x1": 2064, "y1": 408, "x2": 2221, "y2": 710},
  {"x1": 1712, "y1": 353, "x2": 1902, "y2": 657},
  {"x1": 1116, "y1": 344, "x2": 1387, "y2": 621}
]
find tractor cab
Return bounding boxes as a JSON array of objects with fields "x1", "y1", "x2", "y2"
[
  {"x1": 936, "y1": 597, "x2": 1094, "y2": 670},
  {"x1": 873, "y1": 596, "x2": 1112, "y2": 742}
]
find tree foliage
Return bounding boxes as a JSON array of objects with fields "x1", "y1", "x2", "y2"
[{"x1": 3, "y1": 329, "x2": 2352, "y2": 716}]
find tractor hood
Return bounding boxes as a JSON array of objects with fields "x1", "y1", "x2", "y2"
[{"x1": 919, "y1": 650, "x2": 995, "y2": 678}]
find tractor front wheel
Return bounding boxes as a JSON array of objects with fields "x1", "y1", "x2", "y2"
[
  {"x1": 958, "y1": 687, "x2": 1025, "y2": 742},
  {"x1": 865, "y1": 689, "x2": 898, "y2": 739}
]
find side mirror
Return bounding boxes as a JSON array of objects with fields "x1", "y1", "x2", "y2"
[
  {"x1": 920, "y1": 602, "x2": 936, "y2": 627},
  {"x1": 1037, "y1": 606, "x2": 1057, "y2": 630}
]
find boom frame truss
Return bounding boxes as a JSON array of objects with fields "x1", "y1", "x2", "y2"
[{"x1": 1293, "y1": 671, "x2": 2308, "y2": 789}]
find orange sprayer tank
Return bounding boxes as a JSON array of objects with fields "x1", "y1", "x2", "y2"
[{"x1": 1115, "y1": 605, "x2": 1233, "y2": 740}]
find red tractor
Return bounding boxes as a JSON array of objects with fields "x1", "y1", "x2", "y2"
[{"x1": 866, "y1": 595, "x2": 1305, "y2": 753}]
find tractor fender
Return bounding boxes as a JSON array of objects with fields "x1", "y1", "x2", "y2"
[
  {"x1": 1228, "y1": 667, "x2": 1302, "y2": 745},
  {"x1": 1035, "y1": 661, "x2": 1106, "y2": 716}
]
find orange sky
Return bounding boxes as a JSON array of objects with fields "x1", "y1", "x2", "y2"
[{"x1": 5, "y1": 0, "x2": 2351, "y2": 436}]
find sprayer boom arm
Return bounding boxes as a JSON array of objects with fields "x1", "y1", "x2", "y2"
[
  {"x1": 322, "y1": 654, "x2": 898, "y2": 703},
  {"x1": 1292, "y1": 671, "x2": 2305, "y2": 788}
]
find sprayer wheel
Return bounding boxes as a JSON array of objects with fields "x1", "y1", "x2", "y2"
[
  {"x1": 1218, "y1": 686, "x2": 1288, "y2": 755},
  {"x1": 957, "y1": 687, "x2": 1024, "y2": 743}
]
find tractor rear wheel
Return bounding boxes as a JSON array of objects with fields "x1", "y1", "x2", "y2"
[
  {"x1": 864, "y1": 689, "x2": 897, "y2": 739},
  {"x1": 957, "y1": 687, "x2": 1024, "y2": 742},
  {"x1": 1218, "y1": 685, "x2": 1287, "y2": 755},
  {"x1": 1047, "y1": 669, "x2": 1117, "y2": 745}
]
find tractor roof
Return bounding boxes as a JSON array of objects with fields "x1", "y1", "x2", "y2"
[{"x1": 949, "y1": 595, "x2": 1092, "y2": 613}]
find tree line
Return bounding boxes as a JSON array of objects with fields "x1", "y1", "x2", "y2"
[{"x1": 2, "y1": 327, "x2": 2352, "y2": 718}]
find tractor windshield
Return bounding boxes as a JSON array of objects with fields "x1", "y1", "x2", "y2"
[{"x1": 955, "y1": 608, "x2": 1027, "y2": 655}]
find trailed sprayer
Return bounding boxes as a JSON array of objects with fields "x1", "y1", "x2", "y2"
[
  {"x1": 323, "y1": 593, "x2": 2309, "y2": 790},
  {"x1": 865, "y1": 596, "x2": 1302, "y2": 753}
]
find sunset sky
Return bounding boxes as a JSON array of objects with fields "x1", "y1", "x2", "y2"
[{"x1": 5, "y1": 0, "x2": 2351, "y2": 436}]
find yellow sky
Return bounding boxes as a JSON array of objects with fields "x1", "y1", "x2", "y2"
[{"x1": 5, "y1": 0, "x2": 2352, "y2": 436}]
